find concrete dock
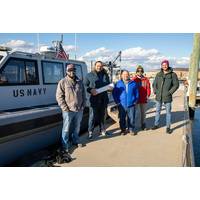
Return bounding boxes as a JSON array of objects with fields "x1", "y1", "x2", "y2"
[{"x1": 60, "y1": 89, "x2": 188, "y2": 167}]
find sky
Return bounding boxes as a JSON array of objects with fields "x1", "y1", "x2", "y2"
[{"x1": 0, "y1": 33, "x2": 193, "y2": 71}]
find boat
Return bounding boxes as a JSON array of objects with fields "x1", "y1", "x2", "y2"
[{"x1": 0, "y1": 44, "x2": 89, "y2": 166}]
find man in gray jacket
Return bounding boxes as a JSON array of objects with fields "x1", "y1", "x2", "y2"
[
  {"x1": 56, "y1": 64, "x2": 86, "y2": 153},
  {"x1": 152, "y1": 60, "x2": 179, "y2": 134}
]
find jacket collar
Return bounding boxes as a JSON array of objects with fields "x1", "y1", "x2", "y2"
[
  {"x1": 158, "y1": 67, "x2": 173, "y2": 76},
  {"x1": 65, "y1": 75, "x2": 80, "y2": 84}
]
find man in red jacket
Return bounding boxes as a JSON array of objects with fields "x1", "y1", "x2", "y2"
[{"x1": 132, "y1": 65, "x2": 151, "y2": 130}]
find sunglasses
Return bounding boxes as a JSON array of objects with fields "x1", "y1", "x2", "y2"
[
  {"x1": 137, "y1": 69, "x2": 143, "y2": 72},
  {"x1": 67, "y1": 69, "x2": 76, "y2": 72}
]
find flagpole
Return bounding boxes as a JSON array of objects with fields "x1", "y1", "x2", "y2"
[
  {"x1": 37, "y1": 33, "x2": 40, "y2": 52},
  {"x1": 75, "y1": 33, "x2": 77, "y2": 60}
]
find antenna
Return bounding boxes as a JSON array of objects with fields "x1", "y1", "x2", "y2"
[{"x1": 75, "y1": 33, "x2": 77, "y2": 60}]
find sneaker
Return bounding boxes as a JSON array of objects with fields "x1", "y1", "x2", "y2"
[
  {"x1": 141, "y1": 123, "x2": 146, "y2": 130},
  {"x1": 101, "y1": 130, "x2": 112, "y2": 136},
  {"x1": 88, "y1": 132, "x2": 93, "y2": 140},
  {"x1": 151, "y1": 125, "x2": 159, "y2": 130},
  {"x1": 166, "y1": 128, "x2": 172, "y2": 134},
  {"x1": 100, "y1": 130, "x2": 106, "y2": 136},
  {"x1": 78, "y1": 143, "x2": 84, "y2": 148}
]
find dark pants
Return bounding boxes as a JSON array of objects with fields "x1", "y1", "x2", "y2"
[
  {"x1": 88, "y1": 106, "x2": 106, "y2": 133},
  {"x1": 118, "y1": 105, "x2": 136, "y2": 131}
]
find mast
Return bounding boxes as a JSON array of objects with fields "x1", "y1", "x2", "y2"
[{"x1": 37, "y1": 33, "x2": 40, "y2": 52}]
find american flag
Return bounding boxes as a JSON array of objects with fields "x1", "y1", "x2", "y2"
[{"x1": 56, "y1": 42, "x2": 69, "y2": 60}]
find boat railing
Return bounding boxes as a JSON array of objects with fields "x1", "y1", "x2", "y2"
[{"x1": 182, "y1": 85, "x2": 195, "y2": 167}]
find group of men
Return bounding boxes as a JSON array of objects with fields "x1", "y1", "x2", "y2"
[{"x1": 56, "y1": 59, "x2": 179, "y2": 156}]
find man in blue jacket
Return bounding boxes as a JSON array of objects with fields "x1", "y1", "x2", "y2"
[{"x1": 113, "y1": 70, "x2": 139, "y2": 135}]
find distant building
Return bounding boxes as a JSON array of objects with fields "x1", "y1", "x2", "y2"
[{"x1": 130, "y1": 68, "x2": 200, "y2": 80}]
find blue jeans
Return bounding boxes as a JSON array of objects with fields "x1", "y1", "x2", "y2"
[
  {"x1": 118, "y1": 105, "x2": 136, "y2": 131},
  {"x1": 155, "y1": 101, "x2": 171, "y2": 128},
  {"x1": 62, "y1": 111, "x2": 83, "y2": 151}
]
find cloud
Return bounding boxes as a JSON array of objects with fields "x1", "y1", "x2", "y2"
[
  {"x1": 63, "y1": 45, "x2": 77, "y2": 52},
  {"x1": 79, "y1": 47, "x2": 115, "y2": 61},
  {"x1": 175, "y1": 57, "x2": 190, "y2": 66},
  {"x1": 1, "y1": 40, "x2": 35, "y2": 53},
  {"x1": 1, "y1": 40, "x2": 190, "y2": 71},
  {"x1": 78, "y1": 46, "x2": 190, "y2": 71},
  {"x1": 122, "y1": 47, "x2": 159, "y2": 61},
  {"x1": 1, "y1": 40, "x2": 79, "y2": 55}
]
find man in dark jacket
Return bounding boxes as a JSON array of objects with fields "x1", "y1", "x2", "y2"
[
  {"x1": 84, "y1": 61, "x2": 112, "y2": 140},
  {"x1": 152, "y1": 60, "x2": 179, "y2": 134}
]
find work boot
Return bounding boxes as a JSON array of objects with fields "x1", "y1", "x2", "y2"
[
  {"x1": 120, "y1": 129, "x2": 126, "y2": 135},
  {"x1": 166, "y1": 128, "x2": 172, "y2": 134}
]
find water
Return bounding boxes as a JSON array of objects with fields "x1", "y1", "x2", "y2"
[{"x1": 191, "y1": 108, "x2": 200, "y2": 166}]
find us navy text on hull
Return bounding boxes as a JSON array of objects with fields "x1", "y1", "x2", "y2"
[{"x1": 13, "y1": 88, "x2": 47, "y2": 97}]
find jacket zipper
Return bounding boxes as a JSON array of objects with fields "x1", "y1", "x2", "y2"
[{"x1": 160, "y1": 75, "x2": 166, "y2": 101}]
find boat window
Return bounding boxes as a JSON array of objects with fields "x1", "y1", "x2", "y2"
[
  {"x1": 25, "y1": 61, "x2": 39, "y2": 84},
  {"x1": 66, "y1": 63, "x2": 83, "y2": 80},
  {"x1": 0, "y1": 58, "x2": 39, "y2": 86},
  {"x1": 0, "y1": 55, "x2": 3, "y2": 61},
  {"x1": 42, "y1": 61, "x2": 64, "y2": 84}
]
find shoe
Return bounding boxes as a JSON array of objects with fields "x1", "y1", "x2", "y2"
[
  {"x1": 151, "y1": 125, "x2": 159, "y2": 130},
  {"x1": 105, "y1": 132, "x2": 112, "y2": 136},
  {"x1": 78, "y1": 143, "x2": 84, "y2": 148},
  {"x1": 56, "y1": 148, "x2": 72, "y2": 164},
  {"x1": 62, "y1": 149, "x2": 70, "y2": 156},
  {"x1": 100, "y1": 130, "x2": 106, "y2": 136},
  {"x1": 101, "y1": 130, "x2": 112, "y2": 136},
  {"x1": 141, "y1": 123, "x2": 146, "y2": 130},
  {"x1": 130, "y1": 130, "x2": 137, "y2": 136},
  {"x1": 72, "y1": 143, "x2": 84, "y2": 148},
  {"x1": 120, "y1": 129, "x2": 126, "y2": 135},
  {"x1": 72, "y1": 142, "x2": 78, "y2": 148},
  {"x1": 166, "y1": 128, "x2": 172, "y2": 134},
  {"x1": 88, "y1": 132, "x2": 93, "y2": 140}
]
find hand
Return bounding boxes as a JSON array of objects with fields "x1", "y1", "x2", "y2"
[
  {"x1": 107, "y1": 86, "x2": 114, "y2": 92},
  {"x1": 91, "y1": 89, "x2": 98, "y2": 96},
  {"x1": 108, "y1": 86, "x2": 114, "y2": 90}
]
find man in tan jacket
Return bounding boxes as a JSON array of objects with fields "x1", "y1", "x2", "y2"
[{"x1": 56, "y1": 64, "x2": 86, "y2": 153}]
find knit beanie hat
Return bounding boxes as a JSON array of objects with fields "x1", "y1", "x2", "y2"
[
  {"x1": 136, "y1": 65, "x2": 144, "y2": 73},
  {"x1": 161, "y1": 60, "x2": 169, "y2": 67}
]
